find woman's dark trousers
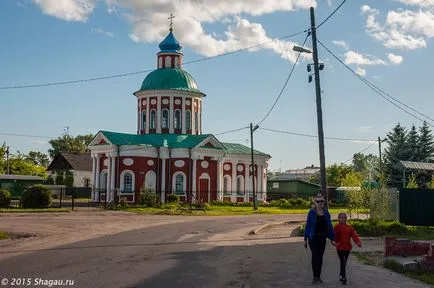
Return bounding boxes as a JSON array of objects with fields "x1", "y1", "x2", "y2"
[{"x1": 308, "y1": 236, "x2": 326, "y2": 279}]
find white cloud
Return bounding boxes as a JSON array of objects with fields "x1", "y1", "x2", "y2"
[
  {"x1": 91, "y1": 28, "x2": 115, "y2": 38},
  {"x1": 361, "y1": 4, "x2": 431, "y2": 50},
  {"x1": 33, "y1": 0, "x2": 96, "y2": 22},
  {"x1": 355, "y1": 67, "x2": 366, "y2": 76},
  {"x1": 387, "y1": 53, "x2": 403, "y2": 64},
  {"x1": 344, "y1": 50, "x2": 386, "y2": 65},
  {"x1": 393, "y1": 0, "x2": 434, "y2": 8},
  {"x1": 359, "y1": 126, "x2": 374, "y2": 132},
  {"x1": 332, "y1": 40, "x2": 349, "y2": 50}
]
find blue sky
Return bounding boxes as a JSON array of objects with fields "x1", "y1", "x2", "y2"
[{"x1": 0, "y1": 0, "x2": 433, "y2": 172}]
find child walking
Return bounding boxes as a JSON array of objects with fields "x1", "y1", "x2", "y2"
[{"x1": 333, "y1": 212, "x2": 361, "y2": 285}]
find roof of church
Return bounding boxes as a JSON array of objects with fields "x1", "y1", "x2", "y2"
[
  {"x1": 159, "y1": 30, "x2": 182, "y2": 52},
  {"x1": 138, "y1": 68, "x2": 205, "y2": 95},
  {"x1": 93, "y1": 131, "x2": 269, "y2": 156}
]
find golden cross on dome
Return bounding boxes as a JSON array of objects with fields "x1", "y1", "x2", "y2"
[{"x1": 168, "y1": 13, "x2": 175, "y2": 31}]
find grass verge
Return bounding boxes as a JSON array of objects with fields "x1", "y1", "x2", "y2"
[
  {"x1": 124, "y1": 206, "x2": 365, "y2": 216},
  {"x1": 0, "y1": 231, "x2": 8, "y2": 240},
  {"x1": 353, "y1": 252, "x2": 434, "y2": 286}
]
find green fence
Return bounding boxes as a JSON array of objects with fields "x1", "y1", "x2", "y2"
[{"x1": 399, "y1": 188, "x2": 434, "y2": 226}]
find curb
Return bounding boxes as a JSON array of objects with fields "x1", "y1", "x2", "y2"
[{"x1": 248, "y1": 220, "x2": 304, "y2": 235}]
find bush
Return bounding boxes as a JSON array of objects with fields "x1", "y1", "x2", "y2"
[
  {"x1": 167, "y1": 193, "x2": 179, "y2": 204},
  {"x1": 119, "y1": 197, "x2": 128, "y2": 208},
  {"x1": 0, "y1": 189, "x2": 11, "y2": 208},
  {"x1": 140, "y1": 188, "x2": 159, "y2": 207},
  {"x1": 210, "y1": 200, "x2": 251, "y2": 207},
  {"x1": 22, "y1": 185, "x2": 52, "y2": 208},
  {"x1": 268, "y1": 197, "x2": 311, "y2": 208}
]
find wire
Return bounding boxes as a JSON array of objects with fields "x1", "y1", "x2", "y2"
[
  {"x1": 316, "y1": 0, "x2": 347, "y2": 29},
  {"x1": 0, "y1": 30, "x2": 308, "y2": 91},
  {"x1": 317, "y1": 39, "x2": 434, "y2": 127},
  {"x1": 259, "y1": 127, "x2": 376, "y2": 142},
  {"x1": 343, "y1": 141, "x2": 377, "y2": 164},
  {"x1": 0, "y1": 132, "x2": 56, "y2": 139},
  {"x1": 257, "y1": 33, "x2": 309, "y2": 125},
  {"x1": 215, "y1": 126, "x2": 249, "y2": 136}
]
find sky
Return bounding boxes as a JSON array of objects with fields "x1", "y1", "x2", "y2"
[{"x1": 0, "y1": 0, "x2": 433, "y2": 172}]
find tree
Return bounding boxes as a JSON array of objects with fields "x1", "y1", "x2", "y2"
[
  {"x1": 418, "y1": 121, "x2": 434, "y2": 162},
  {"x1": 48, "y1": 134, "x2": 94, "y2": 158},
  {"x1": 407, "y1": 125, "x2": 419, "y2": 162},
  {"x1": 308, "y1": 163, "x2": 356, "y2": 187},
  {"x1": 352, "y1": 153, "x2": 379, "y2": 181},
  {"x1": 25, "y1": 151, "x2": 50, "y2": 167},
  {"x1": 383, "y1": 123, "x2": 410, "y2": 187}
]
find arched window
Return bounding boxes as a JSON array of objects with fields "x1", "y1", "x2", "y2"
[
  {"x1": 150, "y1": 110, "x2": 156, "y2": 129},
  {"x1": 142, "y1": 111, "x2": 146, "y2": 130},
  {"x1": 174, "y1": 109, "x2": 181, "y2": 129},
  {"x1": 195, "y1": 111, "x2": 198, "y2": 131},
  {"x1": 236, "y1": 175, "x2": 244, "y2": 196},
  {"x1": 185, "y1": 110, "x2": 191, "y2": 130},
  {"x1": 174, "y1": 57, "x2": 179, "y2": 68},
  {"x1": 162, "y1": 109, "x2": 169, "y2": 129},
  {"x1": 121, "y1": 171, "x2": 135, "y2": 193},
  {"x1": 100, "y1": 170, "x2": 107, "y2": 190},
  {"x1": 144, "y1": 171, "x2": 156, "y2": 192},
  {"x1": 223, "y1": 175, "x2": 231, "y2": 196},
  {"x1": 165, "y1": 56, "x2": 171, "y2": 68},
  {"x1": 158, "y1": 57, "x2": 163, "y2": 69},
  {"x1": 172, "y1": 172, "x2": 186, "y2": 195}
]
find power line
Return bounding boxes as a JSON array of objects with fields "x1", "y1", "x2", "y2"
[
  {"x1": 317, "y1": 39, "x2": 434, "y2": 127},
  {"x1": 316, "y1": 0, "x2": 347, "y2": 29},
  {"x1": 0, "y1": 30, "x2": 308, "y2": 91},
  {"x1": 215, "y1": 126, "x2": 249, "y2": 136},
  {"x1": 0, "y1": 132, "x2": 56, "y2": 139},
  {"x1": 343, "y1": 141, "x2": 377, "y2": 164},
  {"x1": 259, "y1": 127, "x2": 376, "y2": 142},
  {"x1": 257, "y1": 33, "x2": 309, "y2": 125}
]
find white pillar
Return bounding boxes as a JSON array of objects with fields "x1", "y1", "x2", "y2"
[
  {"x1": 111, "y1": 156, "x2": 116, "y2": 202},
  {"x1": 244, "y1": 163, "x2": 249, "y2": 203},
  {"x1": 95, "y1": 155, "x2": 100, "y2": 201},
  {"x1": 191, "y1": 101, "x2": 196, "y2": 135},
  {"x1": 137, "y1": 99, "x2": 140, "y2": 133},
  {"x1": 216, "y1": 159, "x2": 221, "y2": 200},
  {"x1": 181, "y1": 97, "x2": 186, "y2": 134},
  {"x1": 258, "y1": 164, "x2": 263, "y2": 200},
  {"x1": 106, "y1": 156, "x2": 111, "y2": 201},
  {"x1": 146, "y1": 97, "x2": 150, "y2": 134},
  {"x1": 192, "y1": 158, "x2": 197, "y2": 199},
  {"x1": 161, "y1": 158, "x2": 166, "y2": 203},
  {"x1": 91, "y1": 156, "x2": 96, "y2": 201},
  {"x1": 262, "y1": 165, "x2": 267, "y2": 200},
  {"x1": 231, "y1": 161, "x2": 237, "y2": 202},
  {"x1": 169, "y1": 96, "x2": 174, "y2": 134},
  {"x1": 157, "y1": 96, "x2": 161, "y2": 133},
  {"x1": 197, "y1": 100, "x2": 201, "y2": 135}
]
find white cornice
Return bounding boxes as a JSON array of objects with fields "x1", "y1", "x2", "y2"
[{"x1": 134, "y1": 90, "x2": 205, "y2": 99}]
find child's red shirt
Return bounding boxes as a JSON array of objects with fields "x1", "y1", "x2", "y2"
[{"x1": 333, "y1": 223, "x2": 361, "y2": 251}]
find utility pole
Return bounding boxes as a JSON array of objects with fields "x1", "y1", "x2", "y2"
[
  {"x1": 378, "y1": 137, "x2": 382, "y2": 168},
  {"x1": 250, "y1": 123, "x2": 259, "y2": 211},
  {"x1": 310, "y1": 7, "x2": 328, "y2": 205},
  {"x1": 6, "y1": 146, "x2": 10, "y2": 174}
]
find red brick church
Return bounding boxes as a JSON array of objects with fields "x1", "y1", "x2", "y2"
[{"x1": 88, "y1": 24, "x2": 270, "y2": 204}]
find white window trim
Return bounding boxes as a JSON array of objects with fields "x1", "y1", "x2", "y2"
[
  {"x1": 161, "y1": 108, "x2": 170, "y2": 129},
  {"x1": 120, "y1": 170, "x2": 135, "y2": 193},
  {"x1": 174, "y1": 109, "x2": 181, "y2": 130},
  {"x1": 185, "y1": 110, "x2": 191, "y2": 131},
  {"x1": 223, "y1": 175, "x2": 231, "y2": 195},
  {"x1": 150, "y1": 109, "x2": 156, "y2": 129},
  {"x1": 142, "y1": 111, "x2": 146, "y2": 131},
  {"x1": 172, "y1": 171, "x2": 186, "y2": 195},
  {"x1": 144, "y1": 171, "x2": 157, "y2": 192},
  {"x1": 236, "y1": 175, "x2": 244, "y2": 195}
]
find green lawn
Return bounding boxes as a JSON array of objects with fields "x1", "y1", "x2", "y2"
[
  {"x1": 0, "y1": 208, "x2": 70, "y2": 213},
  {"x1": 125, "y1": 206, "x2": 366, "y2": 216},
  {"x1": 0, "y1": 231, "x2": 8, "y2": 240},
  {"x1": 353, "y1": 252, "x2": 434, "y2": 286}
]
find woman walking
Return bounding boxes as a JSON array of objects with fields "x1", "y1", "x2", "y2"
[{"x1": 304, "y1": 193, "x2": 335, "y2": 284}]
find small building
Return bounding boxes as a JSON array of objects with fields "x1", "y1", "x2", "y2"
[
  {"x1": 0, "y1": 174, "x2": 46, "y2": 198},
  {"x1": 47, "y1": 152, "x2": 93, "y2": 187},
  {"x1": 284, "y1": 165, "x2": 320, "y2": 181},
  {"x1": 266, "y1": 177, "x2": 320, "y2": 200}
]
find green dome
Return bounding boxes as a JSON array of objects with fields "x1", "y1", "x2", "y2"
[{"x1": 139, "y1": 68, "x2": 205, "y2": 95}]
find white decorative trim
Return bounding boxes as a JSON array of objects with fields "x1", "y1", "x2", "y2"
[
  {"x1": 182, "y1": 97, "x2": 186, "y2": 134},
  {"x1": 147, "y1": 160, "x2": 155, "y2": 166},
  {"x1": 175, "y1": 99, "x2": 181, "y2": 105},
  {"x1": 174, "y1": 160, "x2": 185, "y2": 168},
  {"x1": 151, "y1": 99, "x2": 157, "y2": 105},
  {"x1": 157, "y1": 96, "x2": 161, "y2": 133},
  {"x1": 103, "y1": 159, "x2": 109, "y2": 167},
  {"x1": 185, "y1": 99, "x2": 191, "y2": 105},
  {"x1": 144, "y1": 170, "x2": 156, "y2": 192},
  {"x1": 135, "y1": 90, "x2": 205, "y2": 98},
  {"x1": 162, "y1": 98, "x2": 169, "y2": 105},
  {"x1": 201, "y1": 161, "x2": 209, "y2": 169},
  {"x1": 123, "y1": 158, "x2": 134, "y2": 166},
  {"x1": 142, "y1": 100, "x2": 146, "y2": 106},
  {"x1": 224, "y1": 164, "x2": 231, "y2": 171},
  {"x1": 237, "y1": 165, "x2": 244, "y2": 172}
]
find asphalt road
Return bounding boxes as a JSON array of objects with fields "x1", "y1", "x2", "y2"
[{"x1": 0, "y1": 214, "x2": 430, "y2": 288}]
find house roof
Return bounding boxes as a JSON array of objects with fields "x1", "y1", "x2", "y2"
[
  {"x1": 0, "y1": 174, "x2": 45, "y2": 181},
  {"x1": 91, "y1": 131, "x2": 270, "y2": 156},
  {"x1": 268, "y1": 177, "x2": 320, "y2": 187},
  {"x1": 400, "y1": 160, "x2": 434, "y2": 171},
  {"x1": 47, "y1": 152, "x2": 92, "y2": 171}
]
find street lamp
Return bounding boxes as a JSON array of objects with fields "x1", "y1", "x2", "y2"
[{"x1": 250, "y1": 123, "x2": 259, "y2": 211}]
